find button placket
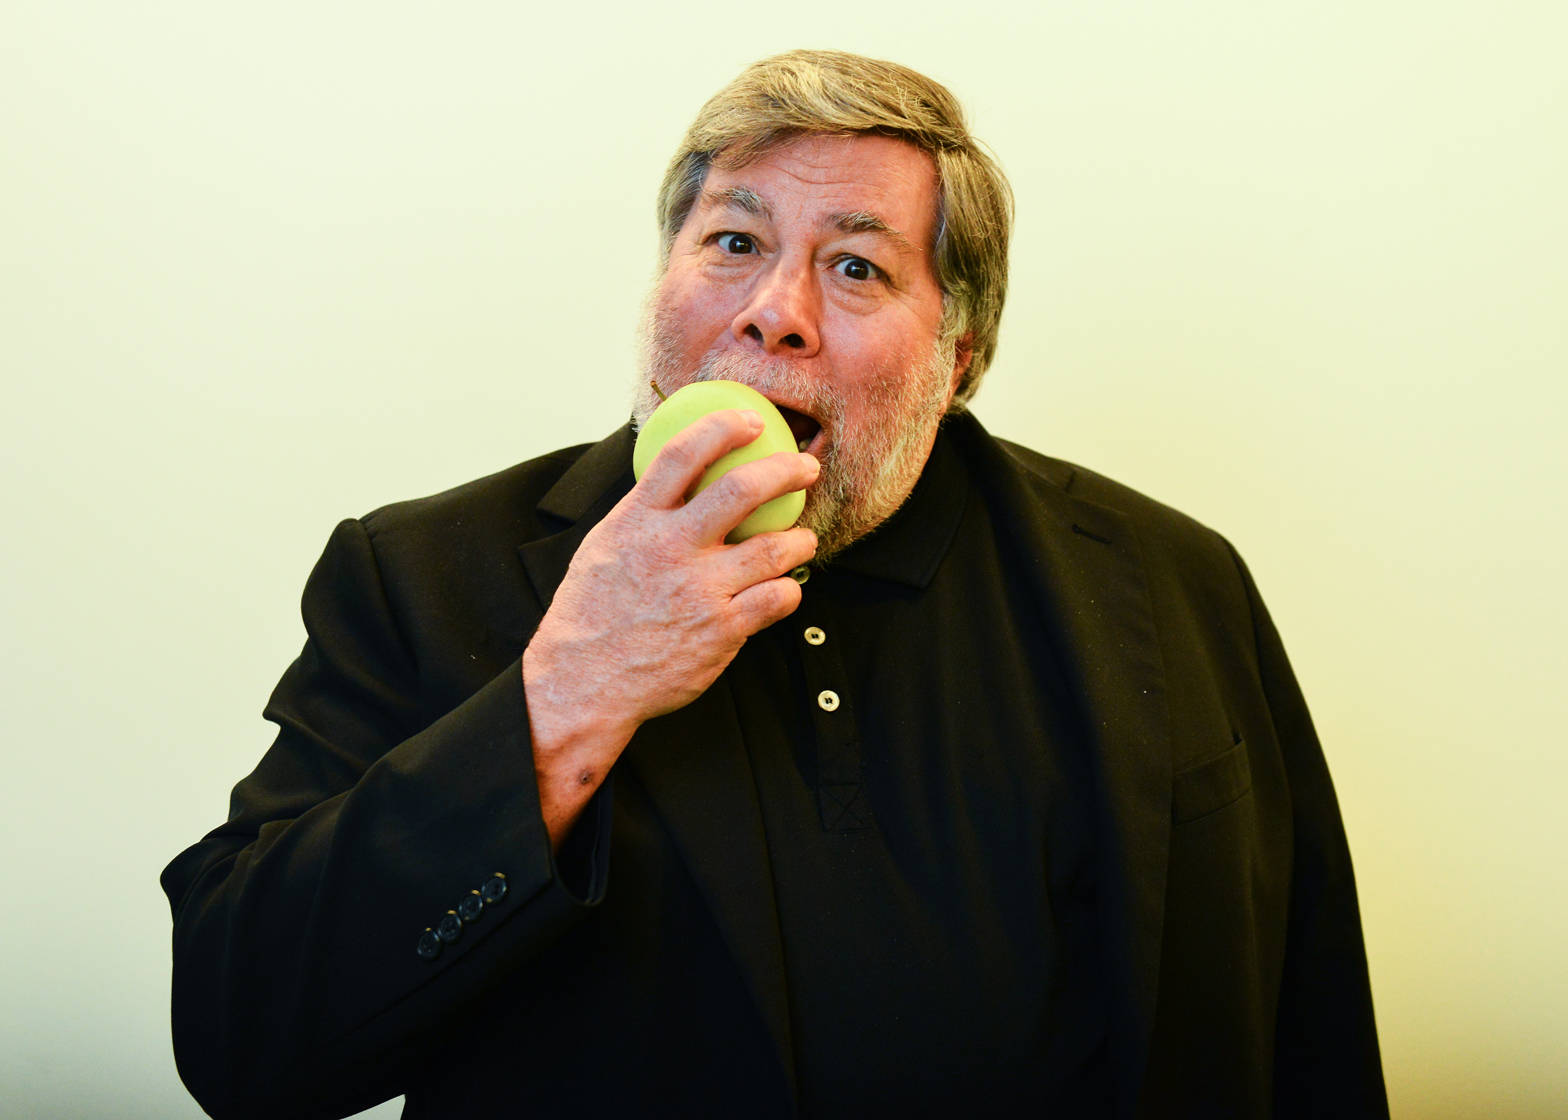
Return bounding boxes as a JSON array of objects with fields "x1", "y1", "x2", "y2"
[{"x1": 797, "y1": 602, "x2": 873, "y2": 832}]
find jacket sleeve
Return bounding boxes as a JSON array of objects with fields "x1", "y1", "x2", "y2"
[
  {"x1": 160, "y1": 517, "x2": 611, "y2": 1120},
  {"x1": 1229, "y1": 545, "x2": 1388, "y2": 1117}
]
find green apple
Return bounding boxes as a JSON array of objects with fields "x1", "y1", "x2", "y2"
[{"x1": 633, "y1": 380, "x2": 807, "y2": 542}]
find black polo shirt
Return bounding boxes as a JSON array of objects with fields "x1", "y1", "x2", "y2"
[{"x1": 726, "y1": 426, "x2": 1111, "y2": 1116}]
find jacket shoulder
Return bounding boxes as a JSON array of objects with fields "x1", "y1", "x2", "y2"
[
  {"x1": 355, "y1": 442, "x2": 596, "y2": 541},
  {"x1": 988, "y1": 432, "x2": 1230, "y2": 557}
]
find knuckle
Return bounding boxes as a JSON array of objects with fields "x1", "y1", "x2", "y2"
[
  {"x1": 674, "y1": 410, "x2": 733, "y2": 452},
  {"x1": 655, "y1": 437, "x2": 701, "y2": 475},
  {"x1": 766, "y1": 581, "x2": 802, "y2": 621},
  {"x1": 753, "y1": 533, "x2": 788, "y2": 572},
  {"x1": 745, "y1": 578, "x2": 798, "y2": 625},
  {"x1": 719, "y1": 466, "x2": 768, "y2": 508},
  {"x1": 667, "y1": 513, "x2": 708, "y2": 552}
]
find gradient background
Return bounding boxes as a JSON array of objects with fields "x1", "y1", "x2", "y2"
[{"x1": 3, "y1": 2, "x2": 1564, "y2": 1117}]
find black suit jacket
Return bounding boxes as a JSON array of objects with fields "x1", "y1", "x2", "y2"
[{"x1": 163, "y1": 414, "x2": 1386, "y2": 1118}]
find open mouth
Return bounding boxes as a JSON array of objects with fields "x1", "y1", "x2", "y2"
[{"x1": 775, "y1": 405, "x2": 822, "y2": 454}]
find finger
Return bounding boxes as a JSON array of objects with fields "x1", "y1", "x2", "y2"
[
  {"x1": 729, "y1": 574, "x2": 805, "y2": 636},
  {"x1": 635, "y1": 409, "x2": 765, "y2": 509},
  {"x1": 681, "y1": 451, "x2": 820, "y2": 545},
  {"x1": 717, "y1": 526, "x2": 819, "y2": 594}
]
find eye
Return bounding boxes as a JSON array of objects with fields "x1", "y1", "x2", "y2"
[
  {"x1": 715, "y1": 232, "x2": 756, "y2": 255},
  {"x1": 833, "y1": 255, "x2": 882, "y2": 282}
]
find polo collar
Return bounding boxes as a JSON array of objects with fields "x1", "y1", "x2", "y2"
[
  {"x1": 819, "y1": 418, "x2": 969, "y2": 590},
  {"x1": 530, "y1": 417, "x2": 969, "y2": 592}
]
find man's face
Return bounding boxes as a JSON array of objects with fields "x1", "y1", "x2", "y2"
[{"x1": 637, "y1": 133, "x2": 969, "y2": 559}]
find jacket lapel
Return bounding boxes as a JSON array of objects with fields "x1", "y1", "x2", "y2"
[
  {"x1": 513, "y1": 425, "x2": 799, "y2": 1096},
  {"x1": 515, "y1": 427, "x2": 637, "y2": 615},
  {"x1": 621, "y1": 682, "x2": 800, "y2": 1092},
  {"x1": 958, "y1": 418, "x2": 1173, "y2": 1117}
]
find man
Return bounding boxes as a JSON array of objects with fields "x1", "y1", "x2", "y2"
[{"x1": 163, "y1": 50, "x2": 1386, "y2": 1118}]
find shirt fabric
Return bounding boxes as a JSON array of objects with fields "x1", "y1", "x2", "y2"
[{"x1": 727, "y1": 428, "x2": 1111, "y2": 1115}]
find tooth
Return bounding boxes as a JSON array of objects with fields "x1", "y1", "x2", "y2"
[{"x1": 797, "y1": 437, "x2": 809, "y2": 451}]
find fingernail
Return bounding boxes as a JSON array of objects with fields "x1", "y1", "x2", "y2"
[
  {"x1": 800, "y1": 453, "x2": 820, "y2": 477},
  {"x1": 740, "y1": 409, "x2": 763, "y2": 429}
]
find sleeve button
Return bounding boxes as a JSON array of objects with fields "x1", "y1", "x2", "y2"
[
  {"x1": 436, "y1": 911, "x2": 464, "y2": 943},
  {"x1": 457, "y1": 890, "x2": 484, "y2": 922},
  {"x1": 480, "y1": 873, "x2": 508, "y2": 905},
  {"x1": 416, "y1": 928, "x2": 442, "y2": 961}
]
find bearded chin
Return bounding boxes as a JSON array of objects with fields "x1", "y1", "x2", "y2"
[
  {"x1": 801, "y1": 358, "x2": 951, "y2": 559},
  {"x1": 634, "y1": 302, "x2": 955, "y2": 562}
]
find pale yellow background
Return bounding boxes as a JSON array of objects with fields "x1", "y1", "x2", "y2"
[{"x1": 3, "y1": 2, "x2": 1564, "y2": 1117}]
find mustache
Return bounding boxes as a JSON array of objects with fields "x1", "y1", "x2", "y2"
[{"x1": 686, "y1": 352, "x2": 844, "y2": 426}]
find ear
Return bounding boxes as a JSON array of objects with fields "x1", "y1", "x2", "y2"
[{"x1": 948, "y1": 332, "x2": 975, "y2": 397}]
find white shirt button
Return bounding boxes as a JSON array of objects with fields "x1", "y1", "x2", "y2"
[
  {"x1": 803, "y1": 626, "x2": 826, "y2": 646},
  {"x1": 790, "y1": 566, "x2": 811, "y2": 585},
  {"x1": 817, "y1": 689, "x2": 840, "y2": 712}
]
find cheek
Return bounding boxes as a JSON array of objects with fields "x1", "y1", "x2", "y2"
[
  {"x1": 844, "y1": 334, "x2": 929, "y2": 395},
  {"x1": 660, "y1": 282, "x2": 736, "y2": 357},
  {"x1": 845, "y1": 338, "x2": 950, "y2": 424}
]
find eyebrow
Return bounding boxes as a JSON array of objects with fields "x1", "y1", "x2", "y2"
[
  {"x1": 697, "y1": 186, "x2": 772, "y2": 220},
  {"x1": 696, "y1": 190, "x2": 919, "y2": 256},
  {"x1": 831, "y1": 210, "x2": 917, "y2": 256}
]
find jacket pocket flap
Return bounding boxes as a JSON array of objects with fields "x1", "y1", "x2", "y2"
[{"x1": 1172, "y1": 739, "x2": 1252, "y2": 824}]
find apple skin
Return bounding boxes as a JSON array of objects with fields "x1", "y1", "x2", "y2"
[{"x1": 633, "y1": 380, "x2": 807, "y2": 542}]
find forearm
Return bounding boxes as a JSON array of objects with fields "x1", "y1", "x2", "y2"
[
  {"x1": 166, "y1": 658, "x2": 610, "y2": 1118},
  {"x1": 164, "y1": 418, "x2": 815, "y2": 1115},
  {"x1": 521, "y1": 632, "x2": 645, "y2": 852}
]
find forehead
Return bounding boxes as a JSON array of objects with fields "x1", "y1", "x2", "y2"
[{"x1": 697, "y1": 133, "x2": 941, "y2": 252}]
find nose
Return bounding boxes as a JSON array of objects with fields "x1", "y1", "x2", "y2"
[{"x1": 731, "y1": 255, "x2": 821, "y2": 357}]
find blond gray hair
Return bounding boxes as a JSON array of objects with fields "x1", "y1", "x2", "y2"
[{"x1": 656, "y1": 49, "x2": 1012, "y2": 409}]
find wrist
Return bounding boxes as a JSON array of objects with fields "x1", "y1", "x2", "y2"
[{"x1": 521, "y1": 644, "x2": 638, "y2": 769}]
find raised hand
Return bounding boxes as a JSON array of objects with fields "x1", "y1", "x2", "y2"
[{"x1": 522, "y1": 408, "x2": 819, "y2": 847}]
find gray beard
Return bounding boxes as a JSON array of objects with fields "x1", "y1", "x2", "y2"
[{"x1": 634, "y1": 307, "x2": 955, "y2": 561}]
